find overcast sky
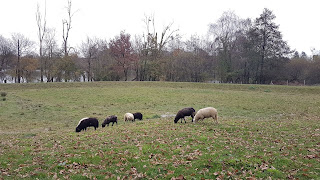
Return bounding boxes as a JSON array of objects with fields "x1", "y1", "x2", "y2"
[{"x1": 1, "y1": 0, "x2": 319, "y2": 56}]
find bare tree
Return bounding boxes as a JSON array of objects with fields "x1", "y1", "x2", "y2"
[
  {"x1": 0, "y1": 35, "x2": 13, "y2": 71},
  {"x1": 142, "y1": 14, "x2": 179, "y2": 57},
  {"x1": 208, "y1": 11, "x2": 244, "y2": 82},
  {"x1": 62, "y1": 0, "x2": 76, "y2": 57},
  {"x1": 132, "y1": 35, "x2": 144, "y2": 80},
  {"x1": 36, "y1": 2, "x2": 47, "y2": 82},
  {"x1": 44, "y1": 28, "x2": 59, "y2": 82},
  {"x1": 93, "y1": 41, "x2": 116, "y2": 81},
  {"x1": 11, "y1": 33, "x2": 35, "y2": 83},
  {"x1": 140, "y1": 14, "x2": 179, "y2": 81},
  {"x1": 79, "y1": 37, "x2": 99, "y2": 81}
]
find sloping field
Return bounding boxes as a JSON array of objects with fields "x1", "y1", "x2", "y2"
[{"x1": 0, "y1": 81, "x2": 319, "y2": 179}]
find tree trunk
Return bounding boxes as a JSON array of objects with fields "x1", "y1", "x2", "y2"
[
  {"x1": 40, "y1": 44, "x2": 44, "y2": 82},
  {"x1": 17, "y1": 40, "x2": 21, "y2": 83},
  {"x1": 88, "y1": 58, "x2": 91, "y2": 82},
  {"x1": 124, "y1": 67, "x2": 128, "y2": 81}
]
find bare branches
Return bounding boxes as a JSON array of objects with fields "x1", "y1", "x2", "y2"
[
  {"x1": 79, "y1": 37, "x2": 99, "y2": 59},
  {"x1": 11, "y1": 33, "x2": 35, "y2": 83},
  {"x1": 36, "y1": 1, "x2": 47, "y2": 82},
  {"x1": 11, "y1": 33, "x2": 35, "y2": 57},
  {"x1": 62, "y1": 0, "x2": 77, "y2": 57},
  {"x1": 44, "y1": 28, "x2": 57, "y2": 58},
  {"x1": 79, "y1": 37, "x2": 100, "y2": 81},
  {"x1": 142, "y1": 14, "x2": 179, "y2": 56},
  {"x1": 36, "y1": 2, "x2": 47, "y2": 46},
  {"x1": 208, "y1": 11, "x2": 242, "y2": 50},
  {"x1": 0, "y1": 35, "x2": 13, "y2": 71},
  {"x1": 159, "y1": 22, "x2": 179, "y2": 52}
]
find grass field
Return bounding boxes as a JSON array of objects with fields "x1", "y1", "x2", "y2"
[{"x1": 0, "y1": 81, "x2": 319, "y2": 179}]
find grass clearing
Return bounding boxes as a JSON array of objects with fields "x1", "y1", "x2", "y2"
[{"x1": 0, "y1": 81, "x2": 319, "y2": 179}]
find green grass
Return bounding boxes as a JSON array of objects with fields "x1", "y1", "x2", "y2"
[{"x1": 0, "y1": 81, "x2": 319, "y2": 179}]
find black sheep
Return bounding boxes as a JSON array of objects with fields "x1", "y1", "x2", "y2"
[
  {"x1": 102, "y1": 115, "x2": 118, "y2": 127},
  {"x1": 174, "y1": 107, "x2": 196, "y2": 123},
  {"x1": 133, "y1": 112, "x2": 143, "y2": 121},
  {"x1": 76, "y1": 117, "x2": 99, "y2": 132}
]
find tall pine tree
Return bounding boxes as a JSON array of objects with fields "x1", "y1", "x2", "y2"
[{"x1": 249, "y1": 8, "x2": 291, "y2": 84}]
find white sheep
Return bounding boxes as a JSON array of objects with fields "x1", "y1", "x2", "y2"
[
  {"x1": 193, "y1": 107, "x2": 218, "y2": 123},
  {"x1": 124, "y1": 113, "x2": 134, "y2": 122}
]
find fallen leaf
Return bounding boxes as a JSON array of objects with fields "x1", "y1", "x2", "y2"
[{"x1": 171, "y1": 175, "x2": 186, "y2": 180}]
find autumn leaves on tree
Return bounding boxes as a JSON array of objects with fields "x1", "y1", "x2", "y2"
[
  {"x1": 1, "y1": 4, "x2": 319, "y2": 84},
  {"x1": 109, "y1": 32, "x2": 138, "y2": 81}
]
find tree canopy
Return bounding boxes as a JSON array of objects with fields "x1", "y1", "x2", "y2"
[{"x1": 1, "y1": 7, "x2": 319, "y2": 85}]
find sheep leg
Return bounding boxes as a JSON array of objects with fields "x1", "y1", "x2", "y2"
[{"x1": 184, "y1": 117, "x2": 186, "y2": 123}]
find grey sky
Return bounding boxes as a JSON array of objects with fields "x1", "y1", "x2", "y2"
[{"x1": 1, "y1": 0, "x2": 319, "y2": 55}]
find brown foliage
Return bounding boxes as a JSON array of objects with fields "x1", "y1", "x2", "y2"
[{"x1": 109, "y1": 31, "x2": 138, "y2": 81}]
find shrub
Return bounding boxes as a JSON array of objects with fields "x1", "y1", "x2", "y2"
[
  {"x1": 1, "y1": 92, "x2": 7, "y2": 97},
  {"x1": 1, "y1": 92, "x2": 7, "y2": 101}
]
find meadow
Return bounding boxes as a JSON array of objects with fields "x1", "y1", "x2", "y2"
[{"x1": 0, "y1": 81, "x2": 319, "y2": 179}]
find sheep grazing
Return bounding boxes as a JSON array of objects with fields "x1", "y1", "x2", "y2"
[
  {"x1": 133, "y1": 112, "x2": 143, "y2": 121},
  {"x1": 124, "y1": 113, "x2": 134, "y2": 122},
  {"x1": 102, "y1": 115, "x2": 118, "y2": 127},
  {"x1": 174, "y1": 107, "x2": 196, "y2": 123},
  {"x1": 75, "y1": 117, "x2": 99, "y2": 132},
  {"x1": 193, "y1": 107, "x2": 218, "y2": 123}
]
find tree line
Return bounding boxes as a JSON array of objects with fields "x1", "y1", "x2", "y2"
[{"x1": 0, "y1": 2, "x2": 319, "y2": 85}]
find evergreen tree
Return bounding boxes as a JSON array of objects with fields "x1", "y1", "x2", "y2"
[{"x1": 249, "y1": 8, "x2": 291, "y2": 83}]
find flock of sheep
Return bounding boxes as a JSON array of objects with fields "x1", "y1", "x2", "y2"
[{"x1": 75, "y1": 107, "x2": 218, "y2": 132}]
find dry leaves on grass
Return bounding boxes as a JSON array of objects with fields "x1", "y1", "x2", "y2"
[
  {"x1": 171, "y1": 175, "x2": 186, "y2": 180},
  {"x1": 185, "y1": 149, "x2": 202, "y2": 161}
]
